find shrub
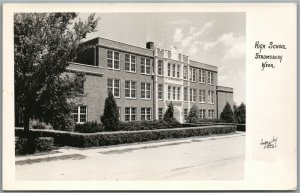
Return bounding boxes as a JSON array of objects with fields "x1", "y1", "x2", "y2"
[
  {"x1": 117, "y1": 120, "x2": 181, "y2": 131},
  {"x1": 220, "y1": 102, "x2": 234, "y2": 123},
  {"x1": 15, "y1": 137, "x2": 54, "y2": 155},
  {"x1": 163, "y1": 102, "x2": 181, "y2": 126},
  {"x1": 186, "y1": 104, "x2": 200, "y2": 123},
  {"x1": 15, "y1": 125, "x2": 236, "y2": 148},
  {"x1": 100, "y1": 91, "x2": 120, "y2": 131},
  {"x1": 74, "y1": 121, "x2": 104, "y2": 133},
  {"x1": 32, "y1": 119, "x2": 53, "y2": 130}
]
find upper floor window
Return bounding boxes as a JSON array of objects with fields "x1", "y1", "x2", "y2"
[
  {"x1": 168, "y1": 86, "x2": 171, "y2": 100},
  {"x1": 107, "y1": 50, "x2": 119, "y2": 70},
  {"x1": 141, "y1": 82, "x2": 151, "y2": 99},
  {"x1": 190, "y1": 67, "x2": 196, "y2": 82},
  {"x1": 158, "y1": 84, "x2": 163, "y2": 100},
  {"x1": 168, "y1": 63, "x2": 171, "y2": 76},
  {"x1": 141, "y1": 108, "x2": 151, "y2": 121},
  {"x1": 199, "y1": 90, "x2": 206, "y2": 103},
  {"x1": 141, "y1": 58, "x2": 151, "y2": 74},
  {"x1": 107, "y1": 78, "x2": 120, "y2": 98},
  {"x1": 208, "y1": 72, "x2": 214, "y2": 85},
  {"x1": 184, "y1": 87, "x2": 188, "y2": 102},
  {"x1": 125, "y1": 80, "x2": 136, "y2": 99},
  {"x1": 172, "y1": 87, "x2": 176, "y2": 100},
  {"x1": 172, "y1": 64, "x2": 176, "y2": 77},
  {"x1": 157, "y1": 60, "x2": 163, "y2": 76},
  {"x1": 183, "y1": 66, "x2": 188, "y2": 80},
  {"x1": 125, "y1": 54, "x2": 136, "y2": 72},
  {"x1": 190, "y1": 88, "x2": 196, "y2": 102},
  {"x1": 177, "y1": 64, "x2": 180, "y2": 78},
  {"x1": 199, "y1": 70, "x2": 205, "y2": 83},
  {"x1": 177, "y1": 87, "x2": 181, "y2": 100},
  {"x1": 208, "y1": 90, "x2": 214, "y2": 104},
  {"x1": 72, "y1": 106, "x2": 87, "y2": 123}
]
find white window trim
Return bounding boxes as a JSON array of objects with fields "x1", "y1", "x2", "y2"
[
  {"x1": 184, "y1": 87, "x2": 188, "y2": 102},
  {"x1": 141, "y1": 108, "x2": 152, "y2": 121},
  {"x1": 141, "y1": 58, "x2": 151, "y2": 75},
  {"x1": 208, "y1": 71, "x2": 214, "y2": 85},
  {"x1": 125, "y1": 54, "x2": 136, "y2": 73},
  {"x1": 107, "y1": 50, "x2": 120, "y2": 70},
  {"x1": 73, "y1": 106, "x2": 87, "y2": 124},
  {"x1": 158, "y1": 84, "x2": 163, "y2": 100},
  {"x1": 157, "y1": 60, "x2": 163, "y2": 76},
  {"x1": 199, "y1": 90, "x2": 206, "y2": 103},
  {"x1": 125, "y1": 80, "x2": 137, "y2": 99},
  {"x1": 141, "y1": 82, "x2": 151, "y2": 100},
  {"x1": 125, "y1": 107, "x2": 137, "y2": 122},
  {"x1": 183, "y1": 66, "x2": 188, "y2": 80},
  {"x1": 199, "y1": 70, "x2": 205, "y2": 84},
  {"x1": 208, "y1": 90, "x2": 214, "y2": 104},
  {"x1": 108, "y1": 78, "x2": 120, "y2": 98}
]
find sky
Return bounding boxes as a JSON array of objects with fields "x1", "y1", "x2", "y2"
[{"x1": 79, "y1": 13, "x2": 245, "y2": 104}]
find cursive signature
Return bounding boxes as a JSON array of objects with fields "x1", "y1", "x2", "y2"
[{"x1": 260, "y1": 137, "x2": 278, "y2": 149}]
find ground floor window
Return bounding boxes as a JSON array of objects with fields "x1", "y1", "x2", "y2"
[
  {"x1": 184, "y1": 109, "x2": 188, "y2": 119},
  {"x1": 200, "y1": 109, "x2": 206, "y2": 119},
  {"x1": 125, "y1": 107, "x2": 136, "y2": 122},
  {"x1": 208, "y1": 109, "x2": 214, "y2": 119},
  {"x1": 72, "y1": 106, "x2": 87, "y2": 123},
  {"x1": 158, "y1": 108, "x2": 163, "y2": 120},
  {"x1": 141, "y1": 108, "x2": 151, "y2": 121}
]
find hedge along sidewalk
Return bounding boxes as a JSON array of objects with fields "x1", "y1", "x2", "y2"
[{"x1": 15, "y1": 125, "x2": 237, "y2": 148}]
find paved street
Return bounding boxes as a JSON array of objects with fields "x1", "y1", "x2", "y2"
[{"x1": 16, "y1": 132, "x2": 245, "y2": 181}]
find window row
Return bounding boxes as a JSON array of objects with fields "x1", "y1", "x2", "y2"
[
  {"x1": 183, "y1": 88, "x2": 215, "y2": 104},
  {"x1": 125, "y1": 107, "x2": 152, "y2": 121},
  {"x1": 183, "y1": 109, "x2": 215, "y2": 120},
  {"x1": 188, "y1": 67, "x2": 214, "y2": 84},
  {"x1": 107, "y1": 50, "x2": 151, "y2": 75},
  {"x1": 108, "y1": 79, "x2": 151, "y2": 99},
  {"x1": 167, "y1": 86, "x2": 181, "y2": 100}
]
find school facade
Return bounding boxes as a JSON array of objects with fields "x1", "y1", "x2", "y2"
[{"x1": 67, "y1": 37, "x2": 234, "y2": 124}]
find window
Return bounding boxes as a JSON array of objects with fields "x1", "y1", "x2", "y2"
[
  {"x1": 141, "y1": 108, "x2": 151, "y2": 120},
  {"x1": 208, "y1": 110, "x2": 214, "y2": 119},
  {"x1": 158, "y1": 84, "x2": 163, "y2": 100},
  {"x1": 125, "y1": 81, "x2": 136, "y2": 98},
  {"x1": 184, "y1": 87, "x2": 188, "y2": 101},
  {"x1": 72, "y1": 106, "x2": 87, "y2": 123},
  {"x1": 125, "y1": 54, "x2": 136, "y2": 72},
  {"x1": 190, "y1": 88, "x2": 196, "y2": 102},
  {"x1": 199, "y1": 90, "x2": 205, "y2": 103},
  {"x1": 107, "y1": 79, "x2": 120, "y2": 97},
  {"x1": 208, "y1": 90, "x2": 214, "y2": 104},
  {"x1": 141, "y1": 82, "x2": 151, "y2": 99},
  {"x1": 157, "y1": 60, "x2": 163, "y2": 75},
  {"x1": 141, "y1": 58, "x2": 151, "y2": 74},
  {"x1": 177, "y1": 64, "x2": 180, "y2": 78},
  {"x1": 172, "y1": 64, "x2": 176, "y2": 77},
  {"x1": 177, "y1": 87, "x2": 181, "y2": 100},
  {"x1": 172, "y1": 87, "x2": 176, "y2": 100},
  {"x1": 168, "y1": 86, "x2": 171, "y2": 100},
  {"x1": 199, "y1": 70, "x2": 205, "y2": 83},
  {"x1": 107, "y1": 50, "x2": 120, "y2": 69},
  {"x1": 208, "y1": 72, "x2": 214, "y2": 84},
  {"x1": 200, "y1": 109, "x2": 206, "y2": 119},
  {"x1": 125, "y1": 107, "x2": 136, "y2": 122},
  {"x1": 183, "y1": 66, "x2": 188, "y2": 80},
  {"x1": 158, "y1": 108, "x2": 163, "y2": 120},
  {"x1": 190, "y1": 67, "x2": 196, "y2": 82},
  {"x1": 184, "y1": 109, "x2": 188, "y2": 119},
  {"x1": 168, "y1": 63, "x2": 171, "y2": 76}
]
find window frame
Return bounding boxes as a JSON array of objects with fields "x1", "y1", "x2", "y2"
[
  {"x1": 107, "y1": 50, "x2": 120, "y2": 70},
  {"x1": 158, "y1": 108, "x2": 163, "y2": 121},
  {"x1": 72, "y1": 106, "x2": 87, "y2": 124},
  {"x1": 157, "y1": 60, "x2": 163, "y2": 76},
  {"x1": 125, "y1": 54, "x2": 136, "y2": 73},
  {"x1": 125, "y1": 80, "x2": 137, "y2": 99},
  {"x1": 141, "y1": 107, "x2": 151, "y2": 121},
  {"x1": 107, "y1": 78, "x2": 120, "y2": 98},
  {"x1": 141, "y1": 82, "x2": 151, "y2": 100},
  {"x1": 125, "y1": 107, "x2": 137, "y2": 122},
  {"x1": 199, "y1": 69, "x2": 205, "y2": 84},
  {"x1": 199, "y1": 90, "x2": 206, "y2": 103},
  {"x1": 141, "y1": 57, "x2": 151, "y2": 75},
  {"x1": 158, "y1": 84, "x2": 163, "y2": 100}
]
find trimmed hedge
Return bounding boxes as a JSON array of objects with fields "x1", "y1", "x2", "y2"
[
  {"x1": 15, "y1": 125, "x2": 236, "y2": 148},
  {"x1": 15, "y1": 137, "x2": 54, "y2": 155}
]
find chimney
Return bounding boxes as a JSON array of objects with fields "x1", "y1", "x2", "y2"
[{"x1": 146, "y1": 42, "x2": 155, "y2": 50}]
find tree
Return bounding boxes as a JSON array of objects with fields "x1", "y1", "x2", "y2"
[
  {"x1": 163, "y1": 102, "x2": 174, "y2": 123},
  {"x1": 14, "y1": 13, "x2": 99, "y2": 131},
  {"x1": 186, "y1": 104, "x2": 199, "y2": 123},
  {"x1": 100, "y1": 91, "x2": 120, "y2": 131},
  {"x1": 234, "y1": 103, "x2": 246, "y2": 124},
  {"x1": 220, "y1": 102, "x2": 234, "y2": 123}
]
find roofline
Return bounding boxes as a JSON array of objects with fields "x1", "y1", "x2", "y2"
[{"x1": 189, "y1": 60, "x2": 218, "y2": 69}]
